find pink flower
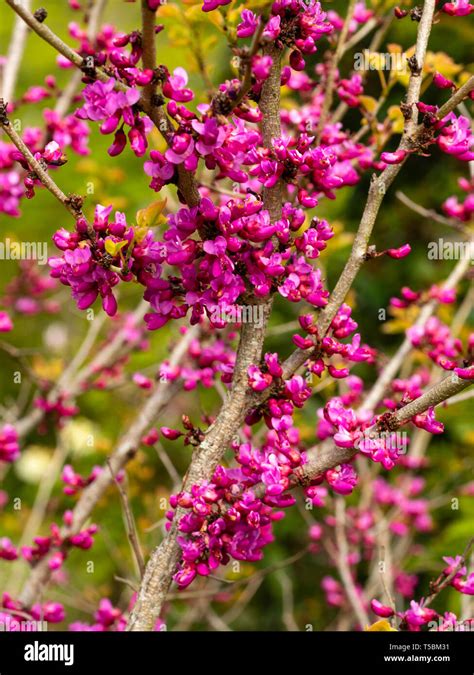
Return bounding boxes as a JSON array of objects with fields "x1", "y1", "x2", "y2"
[
  {"x1": 162, "y1": 68, "x2": 194, "y2": 103},
  {"x1": 0, "y1": 537, "x2": 18, "y2": 561},
  {"x1": 454, "y1": 366, "x2": 474, "y2": 379},
  {"x1": 94, "y1": 598, "x2": 122, "y2": 627},
  {"x1": 262, "y1": 15, "x2": 281, "y2": 41},
  {"x1": 403, "y1": 601, "x2": 438, "y2": 629},
  {"x1": 442, "y1": 0, "x2": 473, "y2": 16},
  {"x1": 437, "y1": 113, "x2": 474, "y2": 161},
  {"x1": 380, "y1": 150, "x2": 407, "y2": 165},
  {"x1": 248, "y1": 365, "x2": 273, "y2": 392},
  {"x1": 443, "y1": 555, "x2": 466, "y2": 577},
  {"x1": 433, "y1": 72, "x2": 454, "y2": 89},
  {"x1": 133, "y1": 373, "x2": 153, "y2": 389},
  {"x1": 370, "y1": 599, "x2": 394, "y2": 618},
  {"x1": 326, "y1": 464, "x2": 358, "y2": 495},
  {"x1": 0, "y1": 311, "x2": 13, "y2": 332},
  {"x1": 237, "y1": 10, "x2": 259, "y2": 38},
  {"x1": 0, "y1": 425, "x2": 19, "y2": 463},
  {"x1": 252, "y1": 55, "x2": 273, "y2": 81},
  {"x1": 452, "y1": 572, "x2": 474, "y2": 595},
  {"x1": 386, "y1": 244, "x2": 411, "y2": 259},
  {"x1": 412, "y1": 407, "x2": 444, "y2": 434},
  {"x1": 160, "y1": 427, "x2": 183, "y2": 440},
  {"x1": 31, "y1": 601, "x2": 65, "y2": 623},
  {"x1": 76, "y1": 78, "x2": 140, "y2": 123}
]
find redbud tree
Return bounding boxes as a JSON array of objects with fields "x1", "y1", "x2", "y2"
[{"x1": 0, "y1": 0, "x2": 473, "y2": 632}]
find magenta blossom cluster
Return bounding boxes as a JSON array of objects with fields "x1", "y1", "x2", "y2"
[
  {"x1": 2, "y1": 260, "x2": 58, "y2": 316},
  {"x1": 0, "y1": 594, "x2": 64, "y2": 628},
  {"x1": 76, "y1": 78, "x2": 152, "y2": 157},
  {"x1": 371, "y1": 554, "x2": 474, "y2": 630},
  {"x1": 69, "y1": 598, "x2": 126, "y2": 631},
  {"x1": 12, "y1": 140, "x2": 66, "y2": 199},
  {"x1": 16, "y1": 513, "x2": 99, "y2": 572},
  {"x1": 408, "y1": 316, "x2": 474, "y2": 379},
  {"x1": 0, "y1": 424, "x2": 20, "y2": 463},
  {"x1": 61, "y1": 464, "x2": 105, "y2": 496},
  {"x1": 158, "y1": 327, "x2": 237, "y2": 390},
  {"x1": 442, "y1": 177, "x2": 474, "y2": 221}
]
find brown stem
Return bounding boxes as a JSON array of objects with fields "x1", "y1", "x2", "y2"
[
  {"x1": 18, "y1": 325, "x2": 199, "y2": 607},
  {"x1": 1, "y1": 0, "x2": 32, "y2": 102},
  {"x1": 0, "y1": 109, "x2": 84, "y2": 221},
  {"x1": 127, "y1": 45, "x2": 284, "y2": 631},
  {"x1": 316, "y1": 0, "x2": 357, "y2": 138},
  {"x1": 107, "y1": 460, "x2": 145, "y2": 579},
  {"x1": 5, "y1": 0, "x2": 201, "y2": 208},
  {"x1": 423, "y1": 538, "x2": 474, "y2": 609}
]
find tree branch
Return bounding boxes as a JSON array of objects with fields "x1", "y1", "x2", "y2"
[
  {"x1": 18, "y1": 324, "x2": 200, "y2": 607},
  {"x1": 316, "y1": 0, "x2": 357, "y2": 138},
  {"x1": 1, "y1": 0, "x2": 32, "y2": 103},
  {"x1": 127, "y1": 44, "x2": 284, "y2": 631},
  {"x1": 362, "y1": 253, "x2": 472, "y2": 413},
  {"x1": 107, "y1": 460, "x2": 145, "y2": 579},
  {"x1": 0, "y1": 105, "x2": 84, "y2": 220},
  {"x1": 5, "y1": 0, "x2": 201, "y2": 208},
  {"x1": 292, "y1": 373, "x2": 472, "y2": 489}
]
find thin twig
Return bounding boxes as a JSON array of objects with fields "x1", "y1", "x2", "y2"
[
  {"x1": 0, "y1": 110, "x2": 84, "y2": 220},
  {"x1": 1, "y1": 0, "x2": 32, "y2": 103},
  {"x1": 107, "y1": 460, "x2": 145, "y2": 579}
]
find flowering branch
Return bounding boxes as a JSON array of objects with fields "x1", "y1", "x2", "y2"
[
  {"x1": 335, "y1": 497, "x2": 370, "y2": 627},
  {"x1": 0, "y1": 101, "x2": 84, "y2": 220},
  {"x1": 18, "y1": 324, "x2": 200, "y2": 607},
  {"x1": 423, "y1": 538, "x2": 474, "y2": 609},
  {"x1": 127, "y1": 43, "x2": 284, "y2": 632},
  {"x1": 362, "y1": 254, "x2": 472, "y2": 413},
  {"x1": 5, "y1": 0, "x2": 201, "y2": 208},
  {"x1": 294, "y1": 373, "x2": 473, "y2": 489}
]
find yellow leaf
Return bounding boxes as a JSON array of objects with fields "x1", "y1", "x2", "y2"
[
  {"x1": 365, "y1": 619, "x2": 397, "y2": 632},
  {"x1": 365, "y1": 51, "x2": 386, "y2": 71},
  {"x1": 32, "y1": 356, "x2": 63, "y2": 380},
  {"x1": 425, "y1": 51, "x2": 462, "y2": 78},
  {"x1": 388, "y1": 105, "x2": 404, "y2": 134},
  {"x1": 158, "y1": 4, "x2": 183, "y2": 19},
  {"x1": 184, "y1": 4, "x2": 206, "y2": 21},
  {"x1": 104, "y1": 238, "x2": 128, "y2": 257},
  {"x1": 458, "y1": 70, "x2": 474, "y2": 86},
  {"x1": 359, "y1": 96, "x2": 378, "y2": 114},
  {"x1": 387, "y1": 43, "x2": 403, "y2": 54},
  {"x1": 136, "y1": 199, "x2": 167, "y2": 229}
]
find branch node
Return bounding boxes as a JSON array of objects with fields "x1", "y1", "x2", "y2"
[{"x1": 33, "y1": 8, "x2": 47, "y2": 23}]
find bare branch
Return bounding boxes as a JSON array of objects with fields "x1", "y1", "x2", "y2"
[
  {"x1": 1, "y1": 0, "x2": 32, "y2": 102},
  {"x1": 335, "y1": 498, "x2": 370, "y2": 627},
  {"x1": 107, "y1": 461, "x2": 145, "y2": 579},
  {"x1": 18, "y1": 324, "x2": 200, "y2": 607},
  {"x1": 316, "y1": 0, "x2": 357, "y2": 137}
]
